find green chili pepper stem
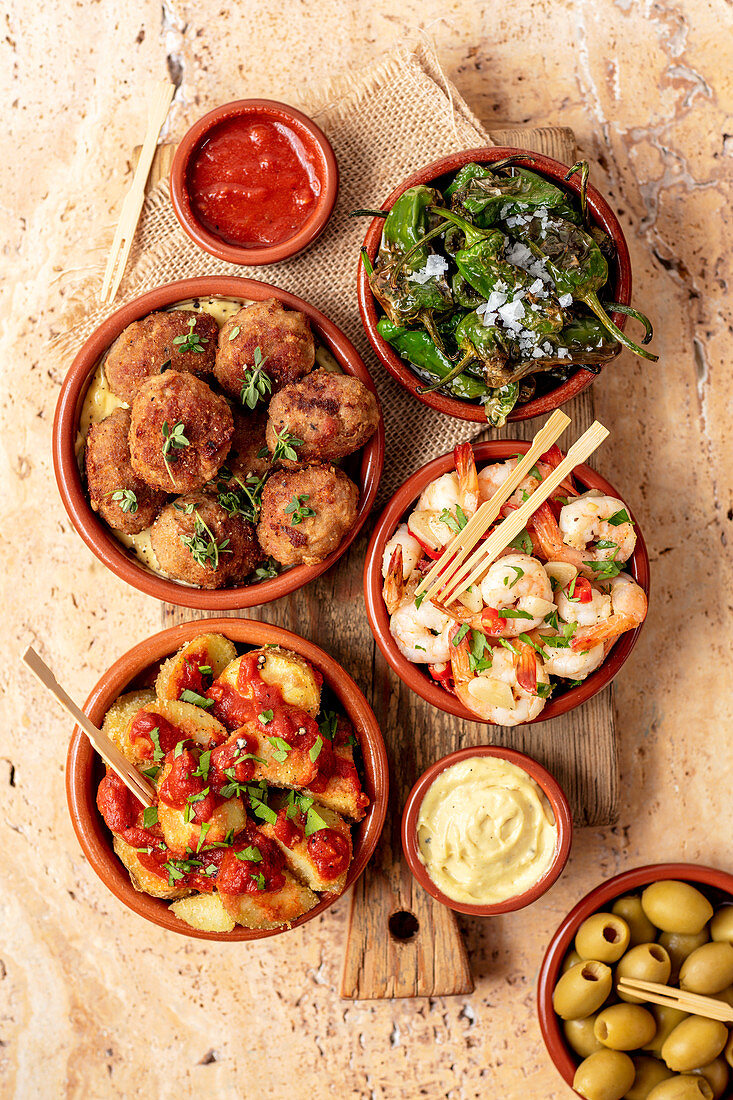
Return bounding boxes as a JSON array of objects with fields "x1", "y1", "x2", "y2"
[
  {"x1": 564, "y1": 161, "x2": 589, "y2": 223},
  {"x1": 484, "y1": 154, "x2": 533, "y2": 173},
  {"x1": 416, "y1": 349, "x2": 477, "y2": 394},
  {"x1": 582, "y1": 292, "x2": 659, "y2": 361},
  {"x1": 349, "y1": 208, "x2": 389, "y2": 218},
  {"x1": 360, "y1": 247, "x2": 375, "y2": 278},
  {"x1": 428, "y1": 206, "x2": 491, "y2": 249},
  {"x1": 385, "y1": 220, "x2": 452, "y2": 285},
  {"x1": 602, "y1": 302, "x2": 654, "y2": 345}
]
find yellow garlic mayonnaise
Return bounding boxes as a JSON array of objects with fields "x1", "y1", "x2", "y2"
[{"x1": 417, "y1": 756, "x2": 558, "y2": 905}]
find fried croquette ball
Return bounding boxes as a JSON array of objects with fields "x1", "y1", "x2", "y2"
[
  {"x1": 150, "y1": 492, "x2": 264, "y2": 588},
  {"x1": 257, "y1": 464, "x2": 359, "y2": 566},
  {"x1": 128, "y1": 370, "x2": 233, "y2": 493},
  {"x1": 104, "y1": 310, "x2": 218, "y2": 402},
  {"x1": 214, "y1": 299, "x2": 315, "y2": 399},
  {"x1": 219, "y1": 408, "x2": 271, "y2": 487},
  {"x1": 85, "y1": 407, "x2": 168, "y2": 534},
  {"x1": 265, "y1": 370, "x2": 379, "y2": 463}
]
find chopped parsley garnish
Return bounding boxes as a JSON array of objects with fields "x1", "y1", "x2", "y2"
[
  {"x1": 517, "y1": 632, "x2": 545, "y2": 656},
  {"x1": 608, "y1": 508, "x2": 631, "y2": 526},
  {"x1": 148, "y1": 726, "x2": 164, "y2": 763},
  {"x1": 235, "y1": 845, "x2": 263, "y2": 863},
  {"x1": 258, "y1": 709, "x2": 274, "y2": 725},
  {"x1": 180, "y1": 689, "x2": 214, "y2": 710},
  {"x1": 544, "y1": 608, "x2": 560, "y2": 631},
  {"x1": 452, "y1": 623, "x2": 471, "y2": 646},
  {"x1": 141, "y1": 765, "x2": 160, "y2": 781},
  {"x1": 498, "y1": 608, "x2": 533, "y2": 620},
  {"x1": 498, "y1": 638, "x2": 519, "y2": 656},
  {"x1": 193, "y1": 750, "x2": 212, "y2": 780},
  {"x1": 142, "y1": 805, "x2": 158, "y2": 828},
  {"x1": 308, "y1": 735, "x2": 323, "y2": 764},
  {"x1": 503, "y1": 565, "x2": 525, "y2": 588},
  {"x1": 173, "y1": 316, "x2": 208, "y2": 353},
  {"x1": 568, "y1": 679, "x2": 583, "y2": 688},
  {"x1": 508, "y1": 529, "x2": 533, "y2": 555},
  {"x1": 542, "y1": 621, "x2": 578, "y2": 648},
  {"x1": 286, "y1": 790, "x2": 314, "y2": 820},
  {"x1": 567, "y1": 576, "x2": 578, "y2": 601},
  {"x1": 438, "y1": 505, "x2": 468, "y2": 533},
  {"x1": 247, "y1": 788, "x2": 277, "y2": 825},
  {"x1": 173, "y1": 740, "x2": 186, "y2": 758},
  {"x1": 265, "y1": 427, "x2": 302, "y2": 464},
  {"x1": 468, "y1": 629, "x2": 493, "y2": 673},
  {"x1": 254, "y1": 559, "x2": 279, "y2": 581},
  {"x1": 109, "y1": 488, "x2": 138, "y2": 514},
  {"x1": 198, "y1": 664, "x2": 213, "y2": 675},
  {"x1": 179, "y1": 511, "x2": 232, "y2": 571},
  {"x1": 196, "y1": 821, "x2": 212, "y2": 851},
  {"x1": 240, "y1": 347, "x2": 272, "y2": 409},
  {"x1": 595, "y1": 538, "x2": 618, "y2": 550},
  {"x1": 228, "y1": 325, "x2": 241, "y2": 341},
  {"x1": 585, "y1": 546, "x2": 622, "y2": 579},
  {"x1": 250, "y1": 871, "x2": 266, "y2": 891},
  {"x1": 318, "y1": 711, "x2": 339, "y2": 742},
  {"x1": 414, "y1": 592, "x2": 425, "y2": 609},
  {"x1": 161, "y1": 419, "x2": 190, "y2": 482},
  {"x1": 268, "y1": 736, "x2": 292, "y2": 763},
  {"x1": 304, "y1": 806, "x2": 329, "y2": 836},
  {"x1": 414, "y1": 643, "x2": 426, "y2": 651},
  {"x1": 536, "y1": 682, "x2": 553, "y2": 699},
  {"x1": 285, "y1": 493, "x2": 316, "y2": 525},
  {"x1": 163, "y1": 856, "x2": 202, "y2": 886}
]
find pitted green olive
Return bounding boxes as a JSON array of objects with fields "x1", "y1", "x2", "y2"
[
  {"x1": 690, "y1": 1057, "x2": 729, "y2": 1100},
  {"x1": 564, "y1": 1014, "x2": 603, "y2": 1058},
  {"x1": 659, "y1": 930, "x2": 710, "y2": 982},
  {"x1": 573, "y1": 1049, "x2": 635, "y2": 1100},
  {"x1": 575, "y1": 913, "x2": 631, "y2": 964},
  {"x1": 553, "y1": 960, "x2": 613, "y2": 1020},
  {"x1": 642, "y1": 882, "x2": 713, "y2": 935},
  {"x1": 710, "y1": 907, "x2": 733, "y2": 945},
  {"x1": 593, "y1": 1003, "x2": 656, "y2": 1051},
  {"x1": 661, "y1": 1017, "x2": 728, "y2": 1073},
  {"x1": 646, "y1": 1077, "x2": 714, "y2": 1100},
  {"x1": 616, "y1": 943, "x2": 672, "y2": 1001},
  {"x1": 679, "y1": 942, "x2": 733, "y2": 995},
  {"x1": 625, "y1": 1057, "x2": 674, "y2": 1100},
  {"x1": 642, "y1": 1005, "x2": 689, "y2": 1054},
  {"x1": 612, "y1": 895, "x2": 657, "y2": 948}
]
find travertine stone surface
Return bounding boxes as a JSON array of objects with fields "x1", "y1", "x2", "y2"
[{"x1": 2, "y1": 2, "x2": 732, "y2": 1097}]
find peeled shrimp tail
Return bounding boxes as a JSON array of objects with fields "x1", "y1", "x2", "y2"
[
  {"x1": 539, "y1": 443, "x2": 579, "y2": 498},
  {"x1": 432, "y1": 598, "x2": 501, "y2": 635},
  {"x1": 454, "y1": 441, "x2": 479, "y2": 515},
  {"x1": 448, "y1": 624, "x2": 472, "y2": 685},
  {"x1": 514, "y1": 640, "x2": 537, "y2": 694},
  {"x1": 529, "y1": 501, "x2": 589, "y2": 573},
  {"x1": 571, "y1": 611, "x2": 641, "y2": 650},
  {"x1": 383, "y1": 545, "x2": 404, "y2": 615}
]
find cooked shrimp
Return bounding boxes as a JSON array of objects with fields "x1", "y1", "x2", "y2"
[
  {"x1": 570, "y1": 572, "x2": 647, "y2": 650},
  {"x1": 409, "y1": 443, "x2": 480, "y2": 550},
  {"x1": 479, "y1": 553, "x2": 555, "y2": 636},
  {"x1": 556, "y1": 580, "x2": 612, "y2": 627},
  {"x1": 381, "y1": 523, "x2": 422, "y2": 581},
  {"x1": 542, "y1": 640, "x2": 605, "y2": 680},
  {"x1": 389, "y1": 597, "x2": 453, "y2": 664},
  {"x1": 450, "y1": 632, "x2": 549, "y2": 726},
  {"x1": 559, "y1": 491, "x2": 637, "y2": 563}
]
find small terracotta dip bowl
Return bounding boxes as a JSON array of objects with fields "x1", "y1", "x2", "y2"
[
  {"x1": 401, "y1": 745, "x2": 572, "y2": 915},
  {"x1": 364, "y1": 438, "x2": 650, "y2": 725},
  {"x1": 170, "y1": 99, "x2": 338, "y2": 265},
  {"x1": 66, "y1": 617, "x2": 389, "y2": 941},
  {"x1": 358, "y1": 146, "x2": 632, "y2": 423},
  {"x1": 53, "y1": 275, "x2": 384, "y2": 610},
  {"x1": 537, "y1": 863, "x2": 733, "y2": 1090}
]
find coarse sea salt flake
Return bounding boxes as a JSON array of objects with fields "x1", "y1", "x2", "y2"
[
  {"x1": 498, "y1": 300, "x2": 525, "y2": 325},
  {"x1": 411, "y1": 254, "x2": 448, "y2": 284},
  {"x1": 558, "y1": 293, "x2": 573, "y2": 307},
  {"x1": 557, "y1": 346, "x2": 570, "y2": 358},
  {"x1": 532, "y1": 347, "x2": 545, "y2": 358}
]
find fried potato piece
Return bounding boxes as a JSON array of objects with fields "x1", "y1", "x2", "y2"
[
  {"x1": 259, "y1": 799, "x2": 352, "y2": 895},
  {"x1": 230, "y1": 721, "x2": 321, "y2": 789},
  {"x1": 215, "y1": 647, "x2": 321, "y2": 719},
  {"x1": 219, "y1": 871, "x2": 319, "y2": 930},
  {"x1": 102, "y1": 689, "x2": 157, "y2": 766},
  {"x1": 109, "y1": 697, "x2": 228, "y2": 767},
  {"x1": 155, "y1": 633, "x2": 238, "y2": 701},
  {"x1": 113, "y1": 836, "x2": 191, "y2": 900},
  {"x1": 156, "y1": 760, "x2": 247, "y2": 856},
  {"x1": 169, "y1": 892, "x2": 236, "y2": 933},
  {"x1": 302, "y1": 741, "x2": 370, "y2": 822}
]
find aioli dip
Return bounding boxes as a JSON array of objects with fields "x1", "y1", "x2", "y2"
[{"x1": 416, "y1": 756, "x2": 558, "y2": 905}]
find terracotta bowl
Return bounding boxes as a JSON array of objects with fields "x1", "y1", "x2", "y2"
[
  {"x1": 401, "y1": 745, "x2": 572, "y2": 915},
  {"x1": 364, "y1": 438, "x2": 650, "y2": 725},
  {"x1": 358, "y1": 146, "x2": 632, "y2": 423},
  {"x1": 66, "y1": 617, "x2": 389, "y2": 941},
  {"x1": 53, "y1": 275, "x2": 384, "y2": 610},
  {"x1": 170, "y1": 99, "x2": 338, "y2": 265},
  {"x1": 537, "y1": 863, "x2": 733, "y2": 1089}
]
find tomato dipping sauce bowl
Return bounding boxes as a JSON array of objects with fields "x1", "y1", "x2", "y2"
[
  {"x1": 402, "y1": 746, "x2": 572, "y2": 916},
  {"x1": 537, "y1": 863, "x2": 733, "y2": 1090},
  {"x1": 66, "y1": 618, "x2": 389, "y2": 941},
  {"x1": 53, "y1": 275, "x2": 384, "y2": 610},
  {"x1": 358, "y1": 146, "x2": 632, "y2": 423},
  {"x1": 363, "y1": 438, "x2": 650, "y2": 725},
  {"x1": 170, "y1": 99, "x2": 339, "y2": 265}
]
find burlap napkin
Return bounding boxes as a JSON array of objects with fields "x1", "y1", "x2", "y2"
[{"x1": 53, "y1": 43, "x2": 495, "y2": 500}]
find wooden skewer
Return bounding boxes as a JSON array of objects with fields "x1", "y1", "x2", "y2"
[
  {"x1": 21, "y1": 646, "x2": 155, "y2": 808},
  {"x1": 417, "y1": 409, "x2": 571, "y2": 602},
  {"x1": 617, "y1": 978, "x2": 733, "y2": 1024},
  {"x1": 438, "y1": 420, "x2": 609, "y2": 603},
  {"x1": 100, "y1": 79, "x2": 175, "y2": 305}
]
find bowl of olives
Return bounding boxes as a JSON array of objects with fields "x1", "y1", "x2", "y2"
[{"x1": 537, "y1": 864, "x2": 733, "y2": 1100}]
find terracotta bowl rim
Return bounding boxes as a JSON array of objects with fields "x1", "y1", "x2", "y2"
[
  {"x1": 52, "y1": 275, "x2": 385, "y2": 609},
  {"x1": 65, "y1": 616, "x2": 389, "y2": 941},
  {"x1": 357, "y1": 145, "x2": 632, "y2": 423},
  {"x1": 401, "y1": 744, "x2": 572, "y2": 915},
  {"x1": 536, "y1": 862, "x2": 733, "y2": 1087},
  {"x1": 363, "y1": 438, "x2": 650, "y2": 725},
  {"x1": 169, "y1": 98, "x2": 339, "y2": 265}
]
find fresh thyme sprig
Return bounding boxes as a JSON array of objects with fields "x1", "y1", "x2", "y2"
[
  {"x1": 240, "y1": 347, "x2": 272, "y2": 409},
  {"x1": 284, "y1": 493, "x2": 316, "y2": 526},
  {"x1": 178, "y1": 507, "x2": 231, "y2": 571},
  {"x1": 161, "y1": 420, "x2": 189, "y2": 484},
  {"x1": 261, "y1": 427, "x2": 302, "y2": 464},
  {"x1": 108, "y1": 488, "x2": 138, "y2": 514},
  {"x1": 173, "y1": 316, "x2": 209, "y2": 354}
]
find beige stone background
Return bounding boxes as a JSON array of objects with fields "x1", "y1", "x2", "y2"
[{"x1": 2, "y1": 0, "x2": 732, "y2": 1097}]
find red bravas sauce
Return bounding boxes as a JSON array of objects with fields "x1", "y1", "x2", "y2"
[{"x1": 188, "y1": 115, "x2": 320, "y2": 248}]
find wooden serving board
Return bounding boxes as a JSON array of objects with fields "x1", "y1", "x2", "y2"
[{"x1": 146, "y1": 123, "x2": 618, "y2": 1000}]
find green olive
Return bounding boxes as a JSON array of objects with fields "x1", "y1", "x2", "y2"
[
  {"x1": 553, "y1": 960, "x2": 613, "y2": 1020},
  {"x1": 593, "y1": 1003, "x2": 657, "y2": 1051},
  {"x1": 576, "y1": 913, "x2": 632, "y2": 964},
  {"x1": 616, "y1": 943, "x2": 672, "y2": 1001},
  {"x1": 679, "y1": 941, "x2": 733, "y2": 994},
  {"x1": 642, "y1": 882, "x2": 714, "y2": 935},
  {"x1": 642, "y1": 1005, "x2": 689, "y2": 1054},
  {"x1": 613, "y1": 895, "x2": 658, "y2": 948},
  {"x1": 711, "y1": 983, "x2": 733, "y2": 1008},
  {"x1": 661, "y1": 1017, "x2": 728, "y2": 1073},
  {"x1": 710, "y1": 906, "x2": 733, "y2": 945},
  {"x1": 573, "y1": 1049, "x2": 635, "y2": 1100},
  {"x1": 564, "y1": 1014, "x2": 604, "y2": 1058},
  {"x1": 725, "y1": 1031, "x2": 733, "y2": 1070},
  {"x1": 690, "y1": 1057, "x2": 729, "y2": 1100},
  {"x1": 625, "y1": 1057, "x2": 674, "y2": 1100},
  {"x1": 646, "y1": 1077, "x2": 714, "y2": 1100},
  {"x1": 659, "y1": 929, "x2": 710, "y2": 981},
  {"x1": 563, "y1": 948, "x2": 583, "y2": 973}
]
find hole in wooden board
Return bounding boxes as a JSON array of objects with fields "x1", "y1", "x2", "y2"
[{"x1": 388, "y1": 910, "x2": 420, "y2": 942}]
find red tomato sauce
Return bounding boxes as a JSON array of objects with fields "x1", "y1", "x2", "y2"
[
  {"x1": 217, "y1": 827, "x2": 286, "y2": 895},
  {"x1": 188, "y1": 116, "x2": 320, "y2": 248},
  {"x1": 307, "y1": 828, "x2": 350, "y2": 881},
  {"x1": 129, "y1": 711, "x2": 185, "y2": 760},
  {"x1": 158, "y1": 747, "x2": 223, "y2": 824},
  {"x1": 272, "y1": 808, "x2": 304, "y2": 850}
]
